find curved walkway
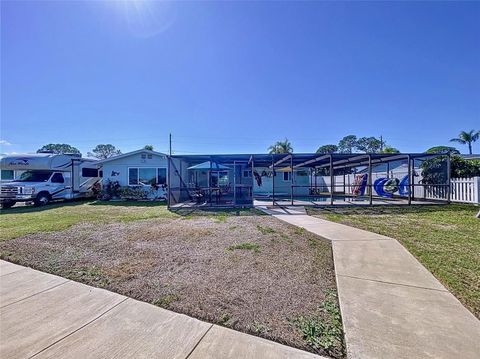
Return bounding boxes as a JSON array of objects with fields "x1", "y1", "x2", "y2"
[{"x1": 259, "y1": 206, "x2": 480, "y2": 359}]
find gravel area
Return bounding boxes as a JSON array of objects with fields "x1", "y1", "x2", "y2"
[{"x1": 0, "y1": 212, "x2": 343, "y2": 357}]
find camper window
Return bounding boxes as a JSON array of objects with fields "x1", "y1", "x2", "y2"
[
  {"x1": 82, "y1": 168, "x2": 99, "y2": 177},
  {"x1": 283, "y1": 172, "x2": 291, "y2": 181},
  {"x1": 18, "y1": 171, "x2": 52, "y2": 182},
  {"x1": 51, "y1": 173, "x2": 65, "y2": 183}
]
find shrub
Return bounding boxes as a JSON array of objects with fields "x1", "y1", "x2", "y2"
[
  {"x1": 293, "y1": 290, "x2": 344, "y2": 357},
  {"x1": 100, "y1": 180, "x2": 121, "y2": 200},
  {"x1": 118, "y1": 186, "x2": 148, "y2": 200}
]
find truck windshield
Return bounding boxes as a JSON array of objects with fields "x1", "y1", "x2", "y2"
[{"x1": 17, "y1": 171, "x2": 53, "y2": 182}]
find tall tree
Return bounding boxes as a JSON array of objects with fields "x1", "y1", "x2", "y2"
[
  {"x1": 37, "y1": 144, "x2": 81, "y2": 155},
  {"x1": 337, "y1": 135, "x2": 357, "y2": 153},
  {"x1": 87, "y1": 144, "x2": 122, "y2": 159},
  {"x1": 144, "y1": 145, "x2": 154, "y2": 151},
  {"x1": 450, "y1": 130, "x2": 479, "y2": 154},
  {"x1": 425, "y1": 146, "x2": 460, "y2": 155},
  {"x1": 381, "y1": 146, "x2": 400, "y2": 154},
  {"x1": 355, "y1": 137, "x2": 383, "y2": 153},
  {"x1": 316, "y1": 144, "x2": 338, "y2": 154},
  {"x1": 268, "y1": 139, "x2": 293, "y2": 154}
]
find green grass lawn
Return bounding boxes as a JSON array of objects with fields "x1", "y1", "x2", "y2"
[
  {"x1": 0, "y1": 200, "x2": 343, "y2": 357},
  {"x1": 307, "y1": 204, "x2": 480, "y2": 318},
  {"x1": 0, "y1": 200, "x2": 177, "y2": 241}
]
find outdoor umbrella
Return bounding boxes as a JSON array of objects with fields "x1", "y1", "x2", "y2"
[{"x1": 187, "y1": 161, "x2": 231, "y2": 170}]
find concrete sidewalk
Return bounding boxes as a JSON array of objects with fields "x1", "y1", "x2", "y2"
[
  {"x1": 0, "y1": 260, "x2": 325, "y2": 359},
  {"x1": 260, "y1": 206, "x2": 480, "y2": 359}
]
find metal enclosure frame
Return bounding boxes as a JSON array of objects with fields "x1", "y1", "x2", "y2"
[{"x1": 167, "y1": 152, "x2": 450, "y2": 209}]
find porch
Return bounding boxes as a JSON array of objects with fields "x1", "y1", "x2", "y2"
[{"x1": 167, "y1": 153, "x2": 451, "y2": 209}]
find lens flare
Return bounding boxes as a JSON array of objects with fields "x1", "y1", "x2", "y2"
[{"x1": 120, "y1": 0, "x2": 175, "y2": 38}]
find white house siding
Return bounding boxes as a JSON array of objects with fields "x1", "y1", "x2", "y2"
[
  {"x1": 100, "y1": 151, "x2": 168, "y2": 199},
  {"x1": 253, "y1": 167, "x2": 310, "y2": 197}
]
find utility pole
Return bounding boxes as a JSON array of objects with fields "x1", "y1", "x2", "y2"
[
  {"x1": 167, "y1": 133, "x2": 172, "y2": 209},
  {"x1": 380, "y1": 135, "x2": 384, "y2": 152}
]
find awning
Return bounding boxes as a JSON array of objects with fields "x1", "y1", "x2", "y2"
[{"x1": 187, "y1": 161, "x2": 231, "y2": 170}]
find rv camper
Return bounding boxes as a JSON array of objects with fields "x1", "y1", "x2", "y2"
[{"x1": 0, "y1": 153, "x2": 100, "y2": 209}]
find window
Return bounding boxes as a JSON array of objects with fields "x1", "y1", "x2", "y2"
[
  {"x1": 129, "y1": 168, "x2": 138, "y2": 185},
  {"x1": 157, "y1": 168, "x2": 167, "y2": 185},
  {"x1": 243, "y1": 170, "x2": 252, "y2": 178},
  {"x1": 211, "y1": 171, "x2": 229, "y2": 187},
  {"x1": 18, "y1": 171, "x2": 52, "y2": 182},
  {"x1": 51, "y1": 173, "x2": 65, "y2": 183},
  {"x1": 139, "y1": 168, "x2": 156, "y2": 185},
  {"x1": 1, "y1": 170, "x2": 14, "y2": 181},
  {"x1": 283, "y1": 172, "x2": 291, "y2": 181},
  {"x1": 129, "y1": 167, "x2": 167, "y2": 186},
  {"x1": 147, "y1": 154, "x2": 153, "y2": 159},
  {"x1": 82, "y1": 168, "x2": 99, "y2": 177},
  {"x1": 141, "y1": 154, "x2": 146, "y2": 159}
]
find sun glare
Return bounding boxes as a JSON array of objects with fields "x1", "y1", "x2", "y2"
[{"x1": 114, "y1": 0, "x2": 176, "y2": 38}]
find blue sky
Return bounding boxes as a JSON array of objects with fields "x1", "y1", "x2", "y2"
[{"x1": 1, "y1": 1, "x2": 479, "y2": 156}]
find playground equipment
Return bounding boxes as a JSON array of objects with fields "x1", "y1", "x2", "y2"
[
  {"x1": 352, "y1": 174, "x2": 368, "y2": 196},
  {"x1": 374, "y1": 175, "x2": 410, "y2": 198},
  {"x1": 374, "y1": 178, "x2": 392, "y2": 198}
]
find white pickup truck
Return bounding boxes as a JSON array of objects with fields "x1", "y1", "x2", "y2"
[{"x1": 0, "y1": 153, "x2": 100, "y2": 209}]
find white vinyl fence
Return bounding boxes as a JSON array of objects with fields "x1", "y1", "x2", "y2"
[
  {"x1": 312, "y1": 174, "x2": 480, "y2": 204},
  {"x1": 450, "y1": 177, "x2": 480, "y2": 204},
  {"x1": 425, "y1": 177, "x2": 480, "y2": 204}
]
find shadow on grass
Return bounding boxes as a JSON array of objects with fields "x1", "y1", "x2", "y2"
[
  {"x1": 0, "y1": 199, "x2": 95, "y2": 215},
  {"x1": 169, "y1": 207, "x2": 265, "y2": 217},
  {"x1": 1, "y1": 199, "x2": 168, "y2": 215},
  {"x1": 308, "y1": 203, "x2": 475, "y2": 217},
  {"x1": 88, "y1": 200, "x2": 167, "y2": 208}
]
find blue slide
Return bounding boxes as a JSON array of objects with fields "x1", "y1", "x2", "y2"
[
  {"x1": 399, "y1": 175, "x2": 409, "y2": 196},
  {"x1": 374, "y1": 178, "x2": 392, "y2": 198}
]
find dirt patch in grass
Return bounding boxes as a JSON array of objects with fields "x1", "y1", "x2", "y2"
[{"x1": 0, "y1": 211, "x2": 344, "y2": 358}]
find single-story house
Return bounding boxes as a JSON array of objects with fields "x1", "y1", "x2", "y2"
[{"x1": 96, "y1": 149, "x2": 168, "y2": 199}]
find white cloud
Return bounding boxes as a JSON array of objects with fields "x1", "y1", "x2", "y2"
[{"x1": 0, "y1": 140, "x2": 12, "y2": 146}]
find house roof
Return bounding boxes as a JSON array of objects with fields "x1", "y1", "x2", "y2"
[
  {"x1": 460, "y1": 154, "x2": 480, "y2": 160},
  {"x1": 171, "y1": 152, "x2": 442, "y2": 168},
  {"x1": 95, "y1": 149, "x2": 167, "y2": 165}
]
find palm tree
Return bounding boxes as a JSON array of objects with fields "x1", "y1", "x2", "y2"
[
  {"x1": 450, "y1": 130, "x2": 479, "y2": 154},
  {"x1": 268, "y1": 138, "x2": 293, "y2": 154}
]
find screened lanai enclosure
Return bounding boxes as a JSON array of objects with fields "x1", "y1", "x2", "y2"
[{"x1": 167, "y1": 153, "x2": 451, "y2": 208}]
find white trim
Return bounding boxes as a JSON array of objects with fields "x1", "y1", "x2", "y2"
[{"x1": 96, "y1": 149, "x2": 167, "y2": 165}]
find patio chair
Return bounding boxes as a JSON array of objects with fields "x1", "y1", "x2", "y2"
[
  {"x1": 220, "y1": 184, "x2": 231, "y2": 195},
  {"x1": 187, "y1": 185, "x2": 205, "y2": 204}
]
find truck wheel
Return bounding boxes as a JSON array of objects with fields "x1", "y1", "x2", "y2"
[
  {"x1": 34, "y1": 192, "x2": 50, "y2": 207},
  {"x1": 1, "y1": 201, "x2": 16, "y2": 209}
]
